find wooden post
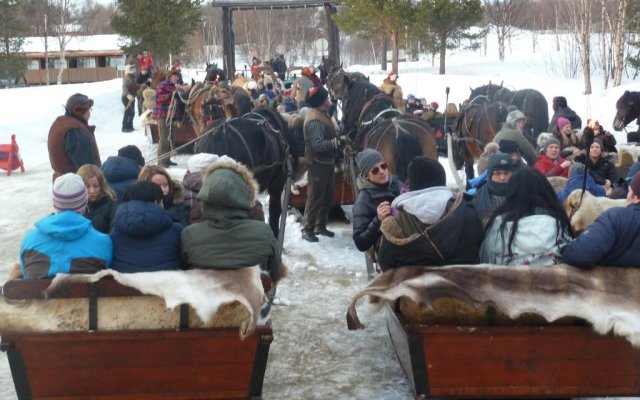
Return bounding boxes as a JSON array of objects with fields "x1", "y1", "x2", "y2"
[
  {"x1": 222, "y1": 7, "x2": 236, "y2": 78},
  {"x1": 324, "y1": 4, "x2": 340, "y2": 65}
]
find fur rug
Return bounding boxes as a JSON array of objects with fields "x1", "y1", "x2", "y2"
[
  {"x1": 563, "y1": 189, "x2": 627, "y2": 233},
  {"x1": 1, "y1": 267, "x2": 266, "y2": 339},
  {"x1": 346, "y1": 264, "x2": 640, "y2": 346}
]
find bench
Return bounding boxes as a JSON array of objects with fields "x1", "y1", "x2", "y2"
[
  {"x1": 1, "y1": 276, "x2": 273, "y2": 400},
  {"x1": 386, "y1": 302, "x2": 640, "y2": 399}
]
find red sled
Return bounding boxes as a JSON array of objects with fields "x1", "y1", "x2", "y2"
[{"x1": 0, "y1": 134, "x2": 26, "y2": 176}]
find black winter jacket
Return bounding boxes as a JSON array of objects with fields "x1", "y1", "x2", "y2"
[
  {"x1": 86, "y1": 195, "x2": 117, "y2": 234},
  {"x1": 352, "y1": 178, "x2": 402, "y2": 251}
]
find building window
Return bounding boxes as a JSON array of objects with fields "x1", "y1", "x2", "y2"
[
  {"x1": 77, "y1": 57, "x2": 96, "y2": 68},
  {"x1": 106, "y1": 56, "x2": 124, "y2": 68},
  {"x1": 27, "y1": 60, "x2": 40, "y2": 70},
  {"x1": 47, "y1": 58, "x2": 66, "y2": 69}
]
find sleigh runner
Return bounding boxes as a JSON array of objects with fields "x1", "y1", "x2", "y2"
[
  {"x1": 348, "y1": 264, "x2": 640, "y2": 399},
  {"x1": 1, "y1": 268, "x2": 274, "y2": 400}
]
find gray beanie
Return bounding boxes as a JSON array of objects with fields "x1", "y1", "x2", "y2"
[
  {"x1": 568, "y1": 162, "x2": 585, "y2": 179},
  {"x1": 506, "y1": 110, "x2": 525, "y2": 126},
  {"x1": 356, "y1": 148, "x2": 384, "y2": 178},
  {"x1": 542, "y1": 137, "x2": 561, "y2": 153}
]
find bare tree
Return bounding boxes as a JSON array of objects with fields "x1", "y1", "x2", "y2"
[
  {"x1": 604, "y1": 0, "x2": 629, "y2": 86},
  {"x1": 49, "y1": 0, "x2": 77, "y2": 85},
  {"x1": 567, "y1": 0, "x2": 592, "y2": 94},
  {"x1": 484, "y1": 0, "x2": 528, "y2": 61}
]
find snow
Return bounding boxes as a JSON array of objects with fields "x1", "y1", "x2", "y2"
[
  {"x1": 22, "y1": 34, "x2": 123, "y2": 53},
  {"x1": 2, "y1": 29, "x2": 640, "y2": 399}
]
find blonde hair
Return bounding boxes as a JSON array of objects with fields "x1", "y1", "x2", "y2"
[{"x1": 76, "y1": 164, "x2": 116, "y2": 201}]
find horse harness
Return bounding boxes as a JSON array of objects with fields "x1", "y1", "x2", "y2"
[{"x1": 455, "y1": 99, "x2": 505, "y2": 148}]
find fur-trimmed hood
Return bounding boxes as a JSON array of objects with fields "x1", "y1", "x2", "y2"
[{"x1": 199, "y1": 160, "x2": 258, "y2": 212}]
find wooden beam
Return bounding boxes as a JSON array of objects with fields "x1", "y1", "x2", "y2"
[{"x1": 211, "y1": 0, "x2": 334, "y2": 11}]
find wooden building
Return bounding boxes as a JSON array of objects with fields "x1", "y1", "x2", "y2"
[{"x1": 21, "y1": 34, "x2": 124, "y2": 85}]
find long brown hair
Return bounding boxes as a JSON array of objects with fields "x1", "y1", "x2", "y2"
[{"x1": 76, "y1": 164, "x2": 116, "y2": 201}]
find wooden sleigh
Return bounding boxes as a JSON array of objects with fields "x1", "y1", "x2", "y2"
[
  {"x1": 386, "y1": 301, "x2": 640, "y2": 399},
  {"x1": 348, "y1": 265, "x2": 640, "y2": 399},
  {"x1": 0, "y1": 276, "x2": 273, "y2": 400}
]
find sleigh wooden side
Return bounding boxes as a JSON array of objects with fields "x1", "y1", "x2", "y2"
[
  {"x1": 289, "y1": 170, "x2": 355, "y2": 209},
  {"x1": 386, "y1": 302, "x2": 640, "y2": 399},
  {"x1": 0, "y1": 277, "x2": 273, "y2": 400}
]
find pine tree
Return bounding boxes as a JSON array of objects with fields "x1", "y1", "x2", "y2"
[
  {"x1": 111, "y1": 0, "x2": 203, "y2": 65},
  {"x1": 334, "y1": 0, "x2": 414, "y2": 73},
  {"x1": 0, "y1": 0, "x2": 28, "y2": 86},
  {"x1": 416, "y1": 0, "x2": 484, "y2": 75}
]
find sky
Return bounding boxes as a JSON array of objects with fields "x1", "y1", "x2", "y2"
[{"x1": 1, "y1": 29, "x2": 639, "y2": 400}]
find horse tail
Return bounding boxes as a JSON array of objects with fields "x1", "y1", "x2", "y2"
[{"x1": 394, "y1": 133, "x2": 423, "y2": 183}]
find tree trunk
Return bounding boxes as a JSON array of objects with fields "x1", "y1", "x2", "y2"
[
  {"x1": 600, "y1": 0, "x2": 608, "y2": 89},
  {"x1": 439, "y1": 35, "x2": 446, "y2": 75},
  {"x1": 391, "y1": 29, "x2": 399, "y2": 74},
  {"x1": 612, "y1": 0, "x2": 627, "y2": 86},
  {"x1": 381, "y1": 33, "x2": 387, "y2": 71},
  {"x1": 497, "y1": 28, "x2": 505, "y2": 61}
]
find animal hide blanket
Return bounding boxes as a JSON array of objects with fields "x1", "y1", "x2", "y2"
[
  {"x1": 346, "y1": 264, "x2": 640, "y2": 346},
  {"x1": 1, "y1": 267, "x2": 265, "y2": 339}
]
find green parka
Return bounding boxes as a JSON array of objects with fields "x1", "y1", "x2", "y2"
[{"x1": 180, "y1": 160, "x2": 281, "y2": 282}]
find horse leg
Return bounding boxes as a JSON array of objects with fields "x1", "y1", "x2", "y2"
[
  {"x1": 464, "y1": 149, "x2": 475, "y2": 181},
  {"x1": 267, "y1": 176, "x2": 285, "y2": 238}
]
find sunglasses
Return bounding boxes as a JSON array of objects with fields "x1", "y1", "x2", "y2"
[{"x1": 370, "y1": 163, "x2": 388, "y2": 175}]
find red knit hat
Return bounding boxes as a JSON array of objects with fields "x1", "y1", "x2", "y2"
[
  {"x1": 387, "y1": 71, "x2": 398, "y2": 81},
  {"x1": 302, "y1": 67, "x2": 311, "y2": 76}
]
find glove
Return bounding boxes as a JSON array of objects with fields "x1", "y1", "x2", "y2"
[
  {"x1": 126, "y1": 94, "x2": 135, "y2": 102},
  {"x1": 337, "y1": 135, "x2": 347, "y2": 148}
]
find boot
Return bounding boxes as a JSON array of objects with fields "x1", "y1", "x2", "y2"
[
  {"x1": 301, "y1": 231, "x2": 319, "y2": 242},
  {"x1": 314, "y1": 227, "x2": 335, "y2": 238}
]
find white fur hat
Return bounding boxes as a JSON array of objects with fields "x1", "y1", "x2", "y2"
[
  {"x1": 53, "y1": 173, "x2": 88, "y2": 214},
  {"x1": 187, "y1": 153, "x2": 235, "y2": 174}
]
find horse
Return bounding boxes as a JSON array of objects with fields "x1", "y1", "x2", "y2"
[
  {"x1": 319, "y1": 57, "x2": 368, "y2": 87},
  {"x1": 469, "y1": 83, "x2": 549, "y2": 148},
  {"x1": 266, "y1": 54, "x2": 287, "y2": 81},
  {"x1": 613, "y1": 91, "x2": 640, "y2": 132},
  {"x1": 453, "y1": 97, "x2": 509, "y2": 179},
  {"x1": 185, "y1": 83, "x2": 254, "y2": 136},
  {"x1": 204, "y1": 63, "x2": 226, "y2": 83},
  {"x1": 327, "y1": 68, "x2": 437, "y2": 182},
  {"x1": 193, "y1": 87, "x2": 290, "y2": 238}
]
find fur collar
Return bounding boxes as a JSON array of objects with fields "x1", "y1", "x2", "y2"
[{"x1": 203, "y1": 159, "x2": 258, "y2": 206}]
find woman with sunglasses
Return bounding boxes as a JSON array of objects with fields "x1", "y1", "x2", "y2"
[{"x1": 352, "y1": 149, "x2": 402, "y2": 252}]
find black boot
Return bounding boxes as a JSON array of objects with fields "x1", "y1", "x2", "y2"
[
  {"x1": 315, "y1": 227, "x2": 335, "y2": 238},
  {"x1": 301, "y1": 231, "x2": 319, "y2": 242}
]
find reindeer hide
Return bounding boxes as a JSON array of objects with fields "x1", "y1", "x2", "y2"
[{"x1": 346, "y1": 264, "x2": 640, "y2": 346}]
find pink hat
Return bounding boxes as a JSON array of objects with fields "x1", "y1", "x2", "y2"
[{"x1": 557, "y1": 117, "x2": 571, "y2": 130}]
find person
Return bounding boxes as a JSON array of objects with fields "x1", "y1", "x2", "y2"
[
  {"x1": 101, "y1": 145, "x2": 145, "y2": 203},
  {"x1": 76, "y1": 164, "x2": 117, "y2": 234},
  {"x1": 534, "y1": 137, "x2": 571, "y2": 177},
  {"x1": 153, "y1": 70, "x2": 180, "y2": 167},
  {"x1": 139, "y1": 165, "x2": 190, "y2": 226},
  {"x1": 136, "y1": 66, "x2": 151, "y2": 116},
  {"x1": 110, "y1": 181, "x2": 182, "y2": 273},
  {"x1": 552, "y1": 117, "x2": 582, "y2": 159},
  {"x1": 574, "y1": 137, "x2": 617, "y2": 190},
  {"x1": 181, "y1": 159, "x2": 282, "y2": 283},
  {"x1": 47, "y1": 93, "x2": 101, "y2": 181},
  {"x1": 405, "y1": 94, "x2": 423, "y2": 115},
  {"x1": 171, "y1": 61, "x2": 184, "y2": 85},
  {"x1": 548, "y1": 96, "x2": 582, "y2": 132},
  {"x1": 257, "y1": 93, "x2": 270, "y2": 107},
  {"x1": 307, "y1": 65, "x2": 322, "y2": 87},
  {"x1": 492, "y1": 109, "x2": 538, "y2": 166},
  {"x1": 137, "y1": 51, "x2": 154, "y2": 75},
  {"x1": 476, "y1": 142, "x2": 500, "y2": 176},
  {"x1": 294, "y1": 68, "x2": 314, "y2": 109},
  {"x1": 20, "y1": 173, "x2": 112, "y2": 279},
  {"x1": 556, "y1": 162, "x2": 606, "y2": 204},
  {"x1": 561, "y1": 172, "x2": 640, "y2": 267},
  {"x1": 479, "y1": 167, "x2": 573, "y2": 265},
  {"x1": 591, "y1": 119, "x2": 617, "y2": 154},
  {"x1": 351, "y1": 149, "x2": 402, "y2": 252},
  {"x1": 473, "y1": 153, "x2": 519, "y2": 222},
  {"x1": 301, "y1": 86, "x2": 341, "y2": 242},
  {"x1": 250, "y1": 56, "x2": 261, "y2": 76},
  {"x1": 378, "y1": 71, "x2": 405, "y2": 112},
  {"x1": 376, "y1": 157, "x2": 484, "y2": 270},
  {"x1": 121, "y1": 64, "x2": 137, "y2": 132}
]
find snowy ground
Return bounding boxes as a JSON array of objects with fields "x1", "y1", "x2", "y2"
[{"x1": 2, "y1": 29, "x2": 640, "y2": 399}]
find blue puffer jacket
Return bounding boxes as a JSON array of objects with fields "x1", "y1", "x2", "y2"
[
  {"x1": 110, "y1": 200, "x2": 183, "y2": 273},
  {"x1": 562, "y1": 204, "x2": 640, "y2": 267},
  {"x1": 101, "y1": 156, "x2": 140, "y2": 202},
  {"x1": 557, "y1": 173, "x2": 606, "y2": 204},
  {"x1": 20, "y1": 211, "x2": 112, "y2": 279}
]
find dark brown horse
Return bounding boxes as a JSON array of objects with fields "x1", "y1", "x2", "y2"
[
  {"x1": 469, "y1": 83, "x2": 549, "y2": 148},
  {"x1": 453, "y1": 97, "x2": 509, "y2": 179},
  {"x1": 327, "y1": 69, "x2": 437, "y2": 182},
  {"x1": 186, "y1": 84, "x2": 253, "y2": 136},
  {"x1": 613, "y1": 91, "x2": 640, "y2": 131},
  {"x1": 193, "y1": 87, "x2": 290, "y2": 239}
]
